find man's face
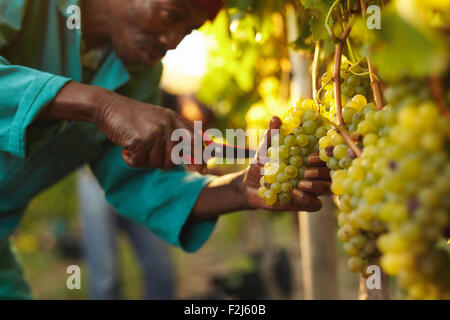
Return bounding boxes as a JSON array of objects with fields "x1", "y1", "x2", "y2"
[{"x1": 107, "y1": 0, "x2": 208, "y2": 66}]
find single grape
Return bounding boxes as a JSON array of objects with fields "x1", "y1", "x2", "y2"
[
  {"x1": 285, "y1": 165, "x2": 299, "y2": 179},
  {"x1": 296, "y1": 134, "x2": 309, "y2": 147},
  {"x1": 284, "y1": 135, "x2": 296, "y2": 147},
  {"x1": 281, "y1": 182, "x2": 293, "y2": 193}
]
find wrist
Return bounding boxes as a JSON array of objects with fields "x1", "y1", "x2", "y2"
[
  {"x1": 40, "y1": 81, "x2": 114, "y2": 124},
  {"x1": 231, "y1": 170, "x2": 253, "y2": 210}
]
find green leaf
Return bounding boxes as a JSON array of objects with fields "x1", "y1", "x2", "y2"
[
  {"x1": 304, "y1": 0, "x2": 336, "y2": 41},
  {"x1": 367, "y1": 8, "x2": 449, "y2": 80}
]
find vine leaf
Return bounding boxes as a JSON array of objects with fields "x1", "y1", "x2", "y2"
[
  {"x1": 304, "y1": 0, "x2": 336, "y2": 41},
  {"x1": 365, "y1": 8, "x2": 449, "y2": 81}
]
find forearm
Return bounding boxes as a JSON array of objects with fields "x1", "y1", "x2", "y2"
[
  {"x1": 189, "y1": 171, "x2": 253, "y2": 221},
  {"x1": 38, "y1": 81, "x2": 113, "y2": 124}
]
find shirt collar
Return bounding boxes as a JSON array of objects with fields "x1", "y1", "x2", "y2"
[{"x1": 56, "y1": 0, "x2": 131, "y2": 91}]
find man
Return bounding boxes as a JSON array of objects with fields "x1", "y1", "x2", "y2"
[{"x1": 0, "y1": 0, "x2": 331, "y2": 299}]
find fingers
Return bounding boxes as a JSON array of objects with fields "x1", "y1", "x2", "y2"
[
  {"x1": 122, "y1": 146, "x2": 149, "y2": 168},
  {"x1": 172, "y1": 116, "x2": 208, "y2": 174},
  {"x1": 306, "y1": 152, "x2": 326, "y2": 167},
  {"x1": 304, "y1": 167, "x2": 331, "y2": 180},
  {"x1": 267, "y1": 116, "x2": 282, "y2": 149},
  {"x1": 291, "y1": 189, "x2": 323, "y2": 212},
  {"x1": 148, "y1": 135, "x2": 168, "y2": 169},
  {"x1": 257, "y1": 116, "x2": 282, "y2": 164},
  {"x1": 298, "y1": 180, "x2": 332, "y2": 196}
]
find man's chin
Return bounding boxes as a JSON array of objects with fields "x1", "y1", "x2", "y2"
[{"x1": 118, "y1": 54, "x2": 160, "y2": 67}]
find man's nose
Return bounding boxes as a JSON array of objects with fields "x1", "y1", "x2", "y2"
[{"x1": 158, "y1": 32, "x2": 183, "y2": 51}]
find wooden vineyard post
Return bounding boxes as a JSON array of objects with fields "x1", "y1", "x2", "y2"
[
  {"x1": 298, "y1": 198, "x2": 338, "y2": 299},
  {"x1": 286, "y1": 5, "x2": 338, "y2": 300}
]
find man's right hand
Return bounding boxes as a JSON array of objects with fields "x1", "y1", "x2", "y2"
[
  {"x1": 40, "y1": 82, "x2": 206, "y2": 172},
  {"x1": 97, "y1": 91, "x2": 204, "y2": 170}
]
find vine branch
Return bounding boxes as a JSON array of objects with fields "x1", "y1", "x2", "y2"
[
  {"x1": 429, "y1": 76, "x2": 450, "y2": 118},
  {"x1": 333, "y1": 19, "x2": 354, "y2": 126},
  {"x1": 361, "y1": 0, "x2": 384, "y2": 110},
  {"x1": 318, "y1": 115, "x2": 362, "y2": 157},
  {"x1": 312, "y1": 41, "x2": 321, "y2": 109}
]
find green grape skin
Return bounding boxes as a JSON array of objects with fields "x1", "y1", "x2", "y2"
[
  {"x1": 290, "y1": 146, "x2": 301, "y2": 156},
  {"x1": 292, "y1": 127, "x2": 304, "y2": 136},
  {"x1": 296, "y1": 149, "x2": 308, "y2": 159},
  {"x1": 331, "y1": 133, "x2": 345, "y2": 146},
  {"x1": 352, "y1": 112, "x2": 364, "y2": 124},
  {"x1": 354, "y1": 86, "x2": 367, "y2": 96},
  {"x1": 343, "y1": 107, "x2": 357, "y2": 124},
  {"x1": 296, "y1": 134, "x2": 309, "y2": 147},
  {"x1": 302, "y1": 120, "x2": 318, "y2": 135},
  {"x1": 347, "y1": 256, "x2": 365, "y2": 272},
  {"x1": 285, "y1": 165, "x2": 299, "y2": 179},
  {"x1": 327, "y1": 158, "x2": 340, "y2": 170},
  {"x1": 303, "y1": 110, "x2": 318, "y2": 121},
  {"x1": 343, "y1": 242, "x2": 360, "y2": 257},
  {"x1": 289, "y1": 155, "x2": 304, "y2": 167},
  {"x1": 263, "y1": 190, "x2": 277, "y2": 206},
  {"x1": 259, "y1": 176, "x2": 265, "y2": 187},
  {"x1": 333, "y1": 144, "x2": 349, "y2": 160},
  {"x1": 315, "y1": 126, "x2": 328, "y2": 139},
  {"x1": 279, "y1": 192, "x2": 292, "y2": 203},
  {"x1": 270, "y1": 181, "x2": 282, "y2": 194},
  {"x1": 277, "y1": 172, "x2": 288, "y2": 183},
  {"x1": 279, "y1": 145, "x2": 290, "y2": 158},
  {"x1": 346, "y1": 75, "x2": 361, "y2": 87},
  {"x1": 319, "y1": 136, "x2": 332, "y2": 149},
  {"x1": 281, "y1": 182, "x2": 293, "y2": 193},
  {"x1": 284, "y1": 135, "x2": 296, "y2": 147},
  {"x1": 357, "y1": 120, "x2": 377, "y2": 135},
  {"x1": 307, "y1": 135, "x2": 318, "y2": 149},
  {"x1": 342, "y1": 85, "x2": 355, "y2": 98},
  {"x1": 339, "y1": 157, "x2": 352, "y2": 169},
  {"x1": 257, "y1": 186, "x2": 268, "y2": 198}
]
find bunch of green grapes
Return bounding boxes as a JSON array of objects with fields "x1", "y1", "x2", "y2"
[
  {"x1": 333, "y1": 97, "x2": 450, "y2": 299},
  {"x1": 257, "y1": 98, "x2": 330, "y2": 206},
  {"x1": 373, "y1": 102, "x2": 450, "y2": 299},
  {"x1": 317, "y1": 65, "x2": 383, "y2": 172},
  {"x1": 320, "y1": 64, "x2": 372, "y2": 111}
]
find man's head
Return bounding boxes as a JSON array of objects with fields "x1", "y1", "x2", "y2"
[{"x1": 103, "y1": 0, "x2": 223, "y2": 66}]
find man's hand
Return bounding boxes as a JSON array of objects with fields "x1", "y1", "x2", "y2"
[
  {"x1": 40, "y1": 82, "x2": 206, "y2": 172},
  {"x1": 97, "y1": 91, "x2": 204, "y2": 171},
  {"x1": 242, "y1": 116, "x2": 332, "y2": 212}
]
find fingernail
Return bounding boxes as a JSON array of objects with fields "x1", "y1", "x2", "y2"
[
  {"x1": 298, "y1": 180, "x2": 312, "y2": 189},
  {"x1": 304, "y1": 169, "x2": 318, "y2": 179},
  {"x1": 291, "y1": 189, "x2": 303, "y2": 198}
]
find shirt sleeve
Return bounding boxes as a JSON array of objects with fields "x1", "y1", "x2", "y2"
[
  {"x1": 0, "y1": 55, "x2": 71, "y2": 158},
  {"x1": 89, "y1": 144, "x2": 218, "y2": 253}
]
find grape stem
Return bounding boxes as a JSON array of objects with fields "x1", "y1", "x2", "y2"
[
  {"x1": 312, "y1": 41, "x2": 321, "y2": 110},
  {"x1": 429, "y1": 76, "x2": 450, "y2": 118},
  {"x1": 367, "y1": 60, "x2": 384, "y2": 110},
  {"x1": 318, "y1": 115, "x2": 362, "y2": 157},
  {"x1": 360, "y1": 0, "x2": 384, "y2": 110},
  {"x1": 333, "y1": 19, "x2": 354, "y2": 126}
]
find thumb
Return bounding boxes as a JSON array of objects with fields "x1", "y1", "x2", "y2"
[
  {"x1": 257, "y1": 116, "x2": 282, "y2": 163},
  {"x1": 266, "y1": 116, "x2": 282, "y2": 149}
]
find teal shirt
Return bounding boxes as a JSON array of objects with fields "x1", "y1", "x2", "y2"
[{"x1": 0, "y1": 0, "x2": 217, "y2": 298}]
